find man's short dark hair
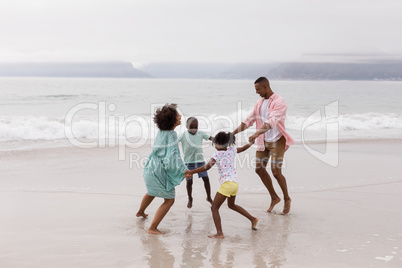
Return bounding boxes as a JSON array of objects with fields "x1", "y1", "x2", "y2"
[
  {"x1": 153, "y1": 103, "x2": 179, "y2": 130},
  {"x1": 254, "y1": 77, "x2": 269, "y2": 84}
]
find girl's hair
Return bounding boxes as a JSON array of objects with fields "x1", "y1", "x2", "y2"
[
  {"x1": 153, "y1": 103, "x2": 179, "y2": 130},
  {"x1": 213, "y1": 131, "x2": 236, "y2": 147}
]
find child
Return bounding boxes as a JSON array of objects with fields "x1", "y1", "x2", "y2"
[
  {"x1": 186, "y1": 131, "x2": 258, "y2": 239},
  {"x1": 179, "y1": 117, "x2": 213, "y2": 208},
  {"x1": 136, "y1": 103, "x2": 191, "y2": 235}
]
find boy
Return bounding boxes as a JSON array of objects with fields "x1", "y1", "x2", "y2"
[{"x1": 179, "y1": 117, "x2": 213, "y2": 208}]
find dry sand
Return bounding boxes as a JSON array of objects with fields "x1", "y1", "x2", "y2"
[{"x1": 1, "y1": 140, "x2": 402, "y2": 267}]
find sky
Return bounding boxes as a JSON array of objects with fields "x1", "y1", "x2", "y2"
[{"x1": 1, "y1": 0, "x2": 402, "y2": 66}]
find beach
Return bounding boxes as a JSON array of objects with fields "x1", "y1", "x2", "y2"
[
  {"x1": 1, "y1": 140, "x2": 401, "y2": 267},
  {"x1": 2, "y1": 0, "x2": 402, "y2": 265}
]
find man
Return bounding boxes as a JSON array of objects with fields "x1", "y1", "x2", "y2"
[{"x1": 233, "y1": 77, "x2": 294, "y2": 214}]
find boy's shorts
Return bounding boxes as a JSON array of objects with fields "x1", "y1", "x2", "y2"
[
  {"x1": 186, "y1": 161, "x2": 208, "y2": 180},
  {"x1": 217, "y1": 181, "x2": 239, "y2": 197},
  {"x1": 255, "y1": 135, "x2": 286, "y2": 164}
]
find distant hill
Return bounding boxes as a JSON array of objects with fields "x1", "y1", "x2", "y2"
[
  {"x1": 212, "y1": 63, "x2": 280, "y2": 79},
  {"x1": 139, "y1": 61, "x2": 402, "y2": 80},
  {"x1": 139, "y1": 62, "x2": 233, "y2": 78},
  {"x1": 0, "y1": 62, "x2": 152, "y2": 78},
  {"x1": 2, "y1": 61, "x2": 402, "y2": 80},
  {"x1": 266, "y1": 62, "x2": 402, "y2": 80}
]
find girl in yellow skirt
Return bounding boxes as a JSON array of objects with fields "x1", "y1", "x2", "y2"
[{"x1": 186, "y1": 131, "x2": 258, "y2": 238}]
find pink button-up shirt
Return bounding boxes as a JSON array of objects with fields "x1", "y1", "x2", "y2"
[{"x1": 243, "y1": 93, "x2": 294, "y2": 151}]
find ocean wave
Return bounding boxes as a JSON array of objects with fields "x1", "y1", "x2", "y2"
[
  {"x1": 0, "y1": 112, "x2": 401, "y2": 143},
  {"x1": 286, "y1": 112, "x2": 402, "y2": 131}
]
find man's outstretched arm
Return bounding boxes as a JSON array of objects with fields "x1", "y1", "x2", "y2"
[
  {"x1": 233, "y1": 122, "x2": 248, "y2": 135},
  {"x1": 248, "y1": 123, "x2": 271, "y2": 143}
]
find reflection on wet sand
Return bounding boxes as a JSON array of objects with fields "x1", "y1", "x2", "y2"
[
  {"x1": 137, "y1": 218, "x2": 175, "y2": 267},
  {"x1": 253, "y1": 214, "x2": 292, "y2": 267},
  {"x1": 210, "y1": 213, "x2": 292, "y2": 267},
  {"x1": 180, "y1": 213, "x2": 208, "y2": 267},
  {"x1": 135, "y1": 209, "x2": 293, "y2": 267},
  {"x1": 210, "y1": 240, "x2": 237, "y2": 267}
]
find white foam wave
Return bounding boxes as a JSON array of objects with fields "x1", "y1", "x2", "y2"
[
  {"x1": 286, "y1": 112, "x2": 402, "y2": 131},
  {"x1": 0, "y1": 112, "x2": 401, "y2": 144},
  {"x1": 0, "y1": 116, "x2": 66, "y2": 141}
]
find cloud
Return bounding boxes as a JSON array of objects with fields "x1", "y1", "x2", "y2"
[{"x1": 1, "y1": 0, "x2": 402, "y2": 63}]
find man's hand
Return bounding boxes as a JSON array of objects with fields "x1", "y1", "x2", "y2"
[{"x1": 249, "y1": 133, "x2": 259, "y2": 143}]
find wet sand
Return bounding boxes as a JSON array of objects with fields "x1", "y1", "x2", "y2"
[{"x1": 0, "y1": 140, "x2": 401, "y2": 267}]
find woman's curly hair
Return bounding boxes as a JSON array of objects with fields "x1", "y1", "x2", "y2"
[
  {"x1": 153, "y1": 103, "x2": 179, "y2": 130},
  {"x1": 212, "y1": 131, "x2": 236, "y2": 147}
]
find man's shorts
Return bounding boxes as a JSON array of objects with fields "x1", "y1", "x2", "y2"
[
  {"x1": 185, "y1": 161, "x2": 208, "y2": 180},
  {"x1": 217, "y1": 181, "x2": 239, "y2": 197},
  {"x1": 255, "y1": 135, "x2": 286, "y2": 164}
]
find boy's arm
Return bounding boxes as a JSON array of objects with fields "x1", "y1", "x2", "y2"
[
  {"x1": 188, "y1": 158, "x2": 216, "y2": 176},
  {"x1": 237, "y1": 142, "x2": 254, "y2": 154},
  {"x1": 200, "y1": 131, "x2": 213, "y2": 141}
]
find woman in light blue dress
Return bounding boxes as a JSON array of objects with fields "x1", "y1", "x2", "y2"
[{"x1": 136, "y1": 104, "x2": 190, "y2": 235}]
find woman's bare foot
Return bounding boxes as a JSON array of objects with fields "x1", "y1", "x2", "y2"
[
  {"x1": 206, "y1": 197, "x2": 213, "y2": 205},
  {"x1": 147, "y1": 228, "x2": 164, "y2": 235},
  {"x1": 208, "y1": 234, "x2": 224, "y2": 239},
  {"x1": 267, "y1": 197, "x2": 281, "y2": 212},
  {"x1": 187, "y1": 198, "x2": 193, "y2": 209},
  {"x1": 136, "y1": 211, "x2": 148, "y2": 218},
  {"x1": 282, "y1": 198, "x2": 291, "y2": 215},
  {"x1": 251, "y1": 217, "x2": 259, "y2": 230}
]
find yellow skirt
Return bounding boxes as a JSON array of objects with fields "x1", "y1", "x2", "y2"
[{"x1": 217, "y1": 181, "x2": 239, "y2": 197}]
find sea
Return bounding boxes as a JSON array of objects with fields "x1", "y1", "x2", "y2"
[{"x1": 0, "y1": 77, "x2": 402, "y2": 151}]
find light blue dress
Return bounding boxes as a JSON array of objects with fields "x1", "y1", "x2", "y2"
[{"x1": 143, "y1": 130, "x2": 188, "y2": 199}]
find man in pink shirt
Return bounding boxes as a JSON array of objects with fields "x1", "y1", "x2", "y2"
[{"x1": 233, "y1": 77, "x2": 294, "y2": 215}]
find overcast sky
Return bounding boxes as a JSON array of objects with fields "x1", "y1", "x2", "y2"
[{"x1": 1, "y1": 0, "x2": 402, "y2": 66}]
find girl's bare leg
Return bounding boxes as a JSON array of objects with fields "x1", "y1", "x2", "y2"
[
  {"x1": 136, "y1": 193, "x2": 155, "y2": 218},
  {"x1": 148, "y1": 198, "x2": 175, "y2": 235},
  {"x1": 227, "y1": 195, "x2": 259, "y2": 230},
  {"x1": 209, "y1": 192, "x2": 227, "y2": 239}
]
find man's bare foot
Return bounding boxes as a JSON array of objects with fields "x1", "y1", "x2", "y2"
[
  {"x1": 208, "y1": 234, "x2": 224, "y2": 239},
  {"x1": 282, "y1": 198, "x2": 291, "y2": 215},
  {"x1": 267, "y1": 198, "x2": 281, "y2": 212},
  {"x1": 147, "y1": 228, "x2": 164, "y2": 235},
  {"x1": 136, "y1": 211, "x2": 148, "y2": 218},
  {"x1": 251, "y1": 217, "x2": 259, "y2": 230},
  {"x1": 187, "y1": 198, "x2": 193, "y2": 209},
  {"x1": 206, "y1": 197, "x2": 213, "y2": 205}
]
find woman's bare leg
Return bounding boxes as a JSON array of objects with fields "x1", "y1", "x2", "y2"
[
  {"x1": 148, "y1": 198, "x2": 175, "y2": 235},
  {"x1": 136, "y1": 193, "x2": 155, "y2": 218}
]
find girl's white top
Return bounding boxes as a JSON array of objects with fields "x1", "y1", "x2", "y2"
[{"x1": 211, "y1": 147, "x2": 238, "y2": 185}]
